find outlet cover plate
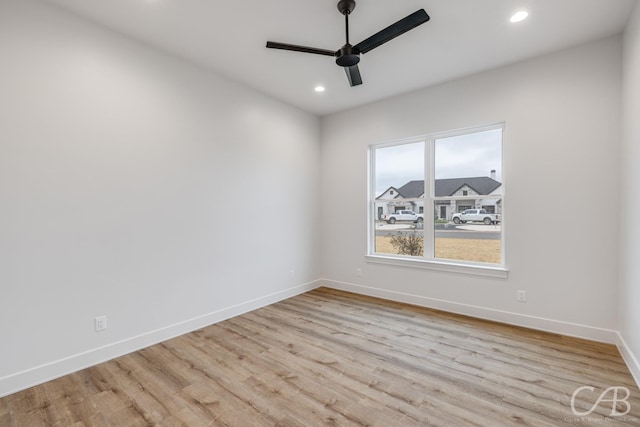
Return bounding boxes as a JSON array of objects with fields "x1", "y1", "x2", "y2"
[{"x1": 95, "y1": 315, "x2": 107, "y2": 332}]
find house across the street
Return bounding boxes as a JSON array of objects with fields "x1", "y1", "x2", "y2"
[{"x1": 376, "y1": 171, "x2": 502, "y2": 221}]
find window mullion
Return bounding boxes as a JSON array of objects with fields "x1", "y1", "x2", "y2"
[{"x1": 424, "y1": 138, "x2": 435, "y2": 260}]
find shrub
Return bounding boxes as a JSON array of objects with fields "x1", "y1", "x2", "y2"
[{"x1": 389, "y1": 230, "x2": 423, "y2": 256}]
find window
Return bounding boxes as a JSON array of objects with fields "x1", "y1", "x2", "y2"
[{"x1": 370, "y1": 124, "x2": 504, "y2": 272}]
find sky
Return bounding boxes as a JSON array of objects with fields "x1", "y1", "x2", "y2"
[{"x1": 375, "y1": 128, "x2": 502, "y2": 196}]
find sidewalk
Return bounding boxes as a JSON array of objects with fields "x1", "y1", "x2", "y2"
[
  {"x1": 376, "y1": 222, "x2": 501, "y2": 232},
  {"x1": 455, "y1": 224, "x2": 501, "y2": 232}
]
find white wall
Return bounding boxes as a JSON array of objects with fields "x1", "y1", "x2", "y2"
[
  {"x1": 321, "y1": 37, "x2": 623, "y2": 342},
  {"x1": 0, "y1": 0, "x2": 321, "y2": 396},
  {"x1": 620, "y1": 0, "x2": 640, "y2": 384}
]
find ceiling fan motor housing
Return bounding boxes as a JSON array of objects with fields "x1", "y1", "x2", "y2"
[{"x1": 336, "y1": 45, "x2": 360, "y2": 67}]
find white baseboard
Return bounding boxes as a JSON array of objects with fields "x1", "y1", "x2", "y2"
[
  {"x1": 0, "y1": 280, "x2": 322, "y2": 399},
  {"x1": 321, "y1": 279, "x2": 620, "y2": 344},
  {"x1": 617, "y1": 333, "x2": 640, "y2": 389}
]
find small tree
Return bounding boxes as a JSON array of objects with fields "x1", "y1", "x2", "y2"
[{"x1": 389, "y1": 230, "x2": 423, "y2": 256}]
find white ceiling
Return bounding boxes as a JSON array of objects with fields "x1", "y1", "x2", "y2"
[{"x1": 45, "y1": 0, "x2": 636, "y2": 116}]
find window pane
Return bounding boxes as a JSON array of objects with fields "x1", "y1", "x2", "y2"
[
  {"x1": 433, "y1": 213, "x2": 502, "y2": 264},
  {"x1": 373, "y1": 142, "x2": 424, "y2": 257},
  {"x1": 435, "y1": 128, "x2": 502, "y2": 194},
  {"x1": 433, "y1": 129, "x2": 502, "y2": 264}
]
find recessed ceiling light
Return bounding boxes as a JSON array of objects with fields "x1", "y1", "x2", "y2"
[
  {"x1": 510, "y1": 11, "x2": 529, "y2": 23},
  {"x1": 315, "y1": 86, "x2": 326, "y2": 93}
]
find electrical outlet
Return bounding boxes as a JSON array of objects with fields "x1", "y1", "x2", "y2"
[
  {"x1": 95, "y1": 315, "x2": 107, "y2": 332},
  {"x1": 289, "y1": 269, "x2": 295, "y2": 279},
  {"x1": 356, "y1": 268, "x2": 362, "y2": 277},
  {"x1": 517, "y1": 290, "x2": 527, "y2": 302}
]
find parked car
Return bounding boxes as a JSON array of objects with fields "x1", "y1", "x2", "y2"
[
  {"x1": 452, "y1": 209, "x2": 500, "y2": 225},
  {"x1": 382, "y1": 210, "x2": 424, "y2": 224}
]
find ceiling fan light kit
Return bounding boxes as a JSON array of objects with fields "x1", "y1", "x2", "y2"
[{"x1": 266, "y1": 0, "x2": 430, "y2": 87}]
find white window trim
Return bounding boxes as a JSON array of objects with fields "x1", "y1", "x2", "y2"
[
  {"x1": 365, "y1": 254, "x2": 509, "y2": 278},
  {"x1": 368, "y1": 123, "x2": 507, "y2": 278}
]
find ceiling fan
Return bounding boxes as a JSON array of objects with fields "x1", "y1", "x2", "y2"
[{"x1": 266, "y1": 0, "x2": 430, "y2": 87}]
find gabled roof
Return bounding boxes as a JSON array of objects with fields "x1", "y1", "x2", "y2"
[
  {"x1": 397, "y1": 180, "x2": 425, "y2": 198},
  {"x1": 378, "y1": 177, "x2": 501, "y2": 199},
  {"x1": 375, "y1": 186, "x2": 400, "y2": 200},
  {"x1": 435, "y1": 177, "x2": 501, "y2": 197}
]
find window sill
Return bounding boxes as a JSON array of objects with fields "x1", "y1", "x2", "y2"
[{"x1": 365, "y1": 254, "x2": 509, "y2": 279}]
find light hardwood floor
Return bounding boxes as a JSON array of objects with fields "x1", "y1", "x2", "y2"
[{"x1": 1, "y1": 287, "x2": 639, "y2": 426}]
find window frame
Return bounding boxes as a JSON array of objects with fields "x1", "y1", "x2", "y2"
[{"x1": 367, "y1": 123, "x2": 508, "y2": 279}]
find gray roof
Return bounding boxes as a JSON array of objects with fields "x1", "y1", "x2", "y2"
[
  {"x1": 378, "y1": 177, "x2": 501, "y2": 199},
  {"x1": 397, "y1": 180, "x2": 425, "y2": 198},
  {"x1": 435, "y1": 177, "x2": 501, "y2": 197}
]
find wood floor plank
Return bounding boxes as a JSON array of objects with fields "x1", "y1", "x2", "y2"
[{"x1": 2, "y1": 287, "x2": 639, "y2": 426}]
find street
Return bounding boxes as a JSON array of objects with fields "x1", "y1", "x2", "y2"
[{"x1": 375, "y1": 222, "x2": 501, "y2": 240}]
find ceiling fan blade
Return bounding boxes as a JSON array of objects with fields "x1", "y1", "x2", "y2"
[
  {"x1": 354, "y1": 9, "x2": 430, "y2": 54},
  {"x1": 345, "y1": 64, "x2": 362, "y2": 87},
  {"x1": 266, "y1": 41, "x2": 336, "y2": 57}
]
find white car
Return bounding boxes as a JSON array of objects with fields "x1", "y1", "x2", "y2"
[
  {"x1": 452, "y1": 209, "x2": 500, "y2": 225},
  {"x1": 382, "y1": 210, "x2": 424, "y2": 224}
]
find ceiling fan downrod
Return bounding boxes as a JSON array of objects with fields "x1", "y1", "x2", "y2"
[{"x1": 336, "y1": 0, "x2": 360, "y2": 67}]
